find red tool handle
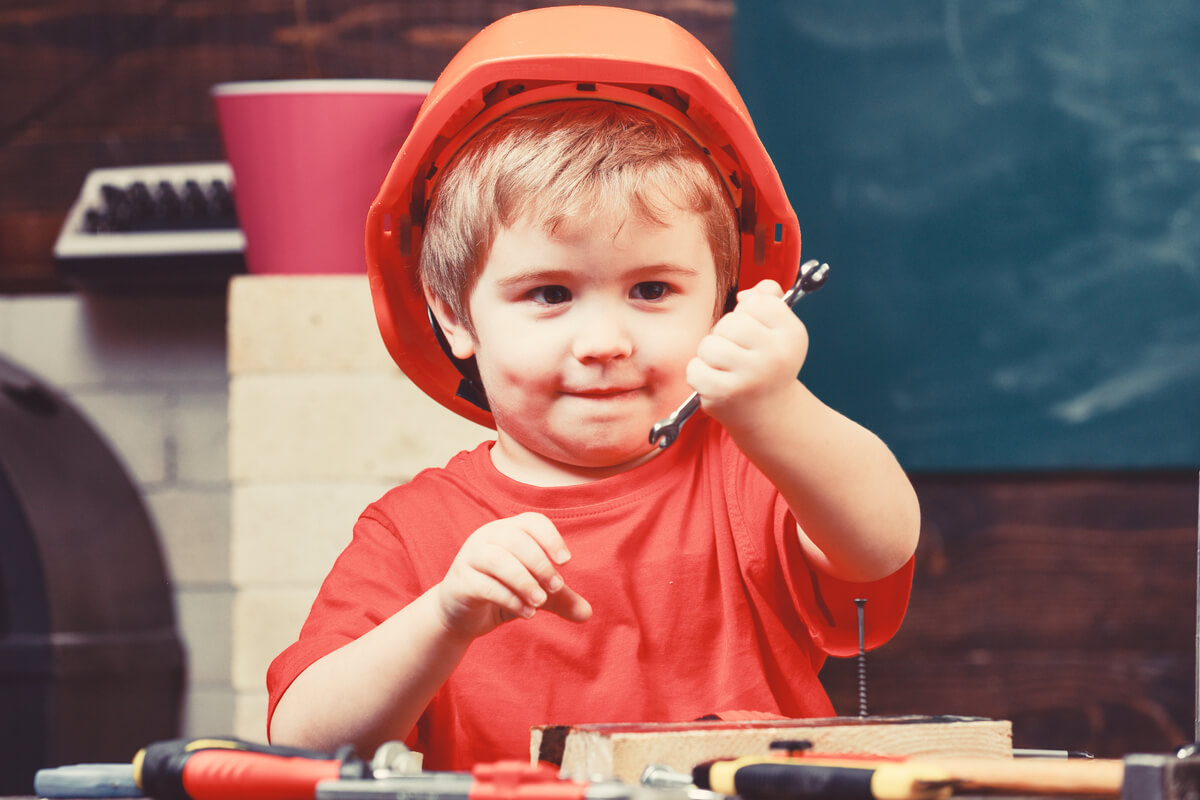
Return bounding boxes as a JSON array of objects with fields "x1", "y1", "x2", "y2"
[
  {"x1": 182, "y1": 750, "x2": 343, "y2": 800},
  {"x1": 135, "y1": 737, "x2": 349, "y2": 800},
  {"x1": 469, "y1": 762, "x2": 588, "y2": 800}
]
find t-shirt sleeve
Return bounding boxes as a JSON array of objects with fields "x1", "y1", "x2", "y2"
[
  {"x1": 719, "y1": 425, "x2": 914, "y2": 659},
  {"x1": 265, "y1": 503, "x2": 423, "y2": 736},
  {"x1": 778, "y1": 515, "x2": 914, "y2": 658}
]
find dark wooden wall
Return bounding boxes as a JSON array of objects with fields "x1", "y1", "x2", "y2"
[
  {"x1": 0, "y1": 0, "x2": 732, "y2": 291},
  {"x1": 823, "y1": 472, "x2": 1198, "y2": 757},
  {"x1": 3, "y1": 0, "x2": 1197, "y2": 760}
]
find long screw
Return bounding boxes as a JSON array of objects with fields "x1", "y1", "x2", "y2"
[{"x1": 854, "y1": 598, "x2": 868, "y2": 718}]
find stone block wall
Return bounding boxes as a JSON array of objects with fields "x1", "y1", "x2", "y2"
[
  {"x1": 227, "y1": 275, "x2": 488, "y2": 738},
  {"x1": 0, "y1": 289, "x2": 233, "y2": 736},
  {"x1": 1, "y1": 275, "x2": 488, "y2": 743}
]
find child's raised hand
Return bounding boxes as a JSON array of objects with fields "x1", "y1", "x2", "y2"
[
  {"x1": 687, "y1": 279, "x2": 810, "y2": 431},
  {"x1": 435, "y1": 511, "x2": 592, "y2": 640}
]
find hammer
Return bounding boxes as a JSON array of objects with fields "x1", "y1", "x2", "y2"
[
  {"x1": 1119, "y1": 750, "x2": 1200, "y2": 800},
  {"x1": 646, "y1": 749, "x2": 1200, "y2": 800},
  {"x1": 894, "y1": 751, "x2": 1200, "y2": 799}
]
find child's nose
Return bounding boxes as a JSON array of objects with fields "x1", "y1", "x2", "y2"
[{"x1": 571, "y1": 311, "x2": 633, "y2": 362}]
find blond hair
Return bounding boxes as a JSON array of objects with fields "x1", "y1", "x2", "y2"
[{"x1": 419, "y1": 99, "x2": 739, "y2": 333}]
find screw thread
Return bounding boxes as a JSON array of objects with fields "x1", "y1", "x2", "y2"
[
  {"x1": 854, "y1": 597, "x2": 868, "y2": 719},
  {"x1": 857, "y1": 648, "x2": 868, "y2": 718}
]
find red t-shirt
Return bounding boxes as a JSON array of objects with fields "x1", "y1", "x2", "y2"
[{"x1": 267, "y1": 417, "x2": 913, "y2": 769}]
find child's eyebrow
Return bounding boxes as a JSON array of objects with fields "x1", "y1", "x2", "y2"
[
  {"x1": 495, "y1": 264, "x2": 703, "y2": 288},
  {"x1": 630, "y1": 264, "x2": 704, "y2": 280},
  {"x1": 494, "y1": 269, "x2": 575, "y2": 288}
]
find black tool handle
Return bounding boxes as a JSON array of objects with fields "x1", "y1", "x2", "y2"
[{"x1": 695, "y1": 761, "x2": 875, "y2": 800}]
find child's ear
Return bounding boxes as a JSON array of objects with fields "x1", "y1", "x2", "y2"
[{"x1": 424, "y1": 287, "x2": 476, "y2": 360}]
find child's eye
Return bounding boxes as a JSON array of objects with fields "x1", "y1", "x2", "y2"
[
  {"x1": 529, "y1": 285, "x2": 571, "y2": 305},
  {"x1": 631, "y1": 281, "x2": 670, "y2": 301}
]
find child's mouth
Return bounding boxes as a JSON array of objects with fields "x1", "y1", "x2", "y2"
[{"x1": 564, "y1": 386, "x2": 642, "y2": 399}]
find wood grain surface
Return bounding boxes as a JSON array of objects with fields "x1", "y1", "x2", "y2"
[
  {"x1": 822, "y1": 473, "x2": 1198, "y2": 758},
  {"x1": 543, "y1": 715, "x2": 1012, "y2": 783}
]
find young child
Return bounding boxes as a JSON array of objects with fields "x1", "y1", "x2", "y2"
[{"x1": 267, "y1": 6, "x2": 920, "y2": 770}]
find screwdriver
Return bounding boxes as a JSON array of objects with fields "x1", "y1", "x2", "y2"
[{"x1": 35, "y1": 737, "x2": 368, "y2": 800}]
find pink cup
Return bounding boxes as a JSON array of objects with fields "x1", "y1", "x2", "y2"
[{"x1": 212, "y1": 79, "x2": 432, "y2": 275}]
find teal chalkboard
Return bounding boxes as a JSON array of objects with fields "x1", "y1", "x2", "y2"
[{"x1": 735, "y1": 2, "x2": 1200, "y2": 470}]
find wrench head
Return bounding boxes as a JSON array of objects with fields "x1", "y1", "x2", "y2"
[
  {"x1": 649, "y1": 422, "x2": 679, "y2": 449},
  {"x1": 800, "y1": 261, "x2": 830, "y2": 292}
]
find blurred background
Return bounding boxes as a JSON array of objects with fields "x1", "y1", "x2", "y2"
[{"x1": 0, "y1": 0, "x2": 1197, "y2": 792}]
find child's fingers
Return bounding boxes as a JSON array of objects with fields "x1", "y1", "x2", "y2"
[
  {"x1": 457, "y1": 565, "x2": 538, "y2": 621},
  {"x1": 728, "y1": 285, "x2": 802, "y2": 331},
  {"x1": 739, "y1": 278, "x2": 784, "y2": 300},
  {"x1": 686, "y1": 354, "x2": 747, "y2": 404},
  {"x1": 511, "y1": 511, "x2": 573, "y2": 566},
  {"x1": 696, "y1": 315, "x2": 786, "y2": 377},
  {"x1": 450, "y1": 544, "x2": 543, "y2": 618},
  {"x1": 440, "y1": 512, "x2": 587, "y2": 635},
  {"x1": 498, "y1": 512, "x2": 572, "y2": 598},
  {"x1": 697, "y1": 325, "x2": 759, "y2": 371},
  {"x1": 466, "y1": 512, "x2": 574, "y2": 605},
  {"x1": 699, "y1": 289, "x2": 809, "y2": 376},
  {"x1": 711, "y1": 307, "x2": 769, "y2": 350},
  {"x1": 464, "y1": 536, "x2": 559, "y2": 612},
  {"x1": 542, "y1": 584, "x2": 593, "y2": 623}
]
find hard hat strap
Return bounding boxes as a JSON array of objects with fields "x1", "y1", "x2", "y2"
[{"x1": 425, "y1": 305, "x2": 490, "y2": 412}]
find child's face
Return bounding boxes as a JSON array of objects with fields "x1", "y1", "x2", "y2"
[{"x1": 434, "y1": 207, "x2": 720, "y2": 485}]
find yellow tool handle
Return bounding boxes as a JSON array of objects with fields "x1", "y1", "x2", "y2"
[{"x1": 913, "y1": 757, "x2": 1125, "y2": 797}]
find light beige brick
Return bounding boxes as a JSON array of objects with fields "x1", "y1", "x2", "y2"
[
  {"x1": 183, "y1": 685, "x2": 237, "y2": 738},
  {"x1": 233, "y1": 691, "x2": 271, "y2": 743},
  {"x1": 229, "y1": 373, "x2": 489, "y2": 482},
  {"x1": 174, "y1": 389, "x2": 231, "y2": 484},
  {"x1": 7, "y1": 292, "x2": 227, "y2": 389},
  {"x1": 0, "y1": 296, "x2": 12, "y2": 349},
  {"x1": 4, "y1": 295, "x2": 101, "y2": 387},
  {"x1": 2, "y1": 291, "x2": 237, "y2": 747},
  {"x1": 69, "y1": 389, "x2": 170, "y2": 484},
  {"x1": 232, "y1": 587, "x2": 318, "y2": 691},
  {"x1": 231, "y1": 482, "x2": 390, "y2": 585},
  {"x1": 228, "y1": 275, "x2": 397, "y2": 375},
  {"x1": 177, "y1": 586, "x2": 234, "y2": 684},
  {"x1": 147, "y1": 487, "x2": 231, "y2": 585}
]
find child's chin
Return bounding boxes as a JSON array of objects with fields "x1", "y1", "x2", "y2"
[{"x1": 563, "y1": 438, "x2": 659, "y2": 471}]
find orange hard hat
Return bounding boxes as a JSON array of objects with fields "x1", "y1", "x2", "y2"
[{"x1": 365, "y1": 4, "x2": 800, "y2": 427}]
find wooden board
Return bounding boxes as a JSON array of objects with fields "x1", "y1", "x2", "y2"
[{"x1": 532, "y1": 715, "x2": 1013, "y2": 783}]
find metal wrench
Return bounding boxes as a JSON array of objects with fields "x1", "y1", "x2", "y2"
[{"x1": 648, "y1": 259, "x2": 831, "y2": 449}]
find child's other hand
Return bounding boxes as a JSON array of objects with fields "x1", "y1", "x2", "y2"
[
  {"x1": 436, "y1": 512, "x2": 592, "y2": 640},
  {"x1": 688, "y1": 279, "x2": 809, "y2": 430}
]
